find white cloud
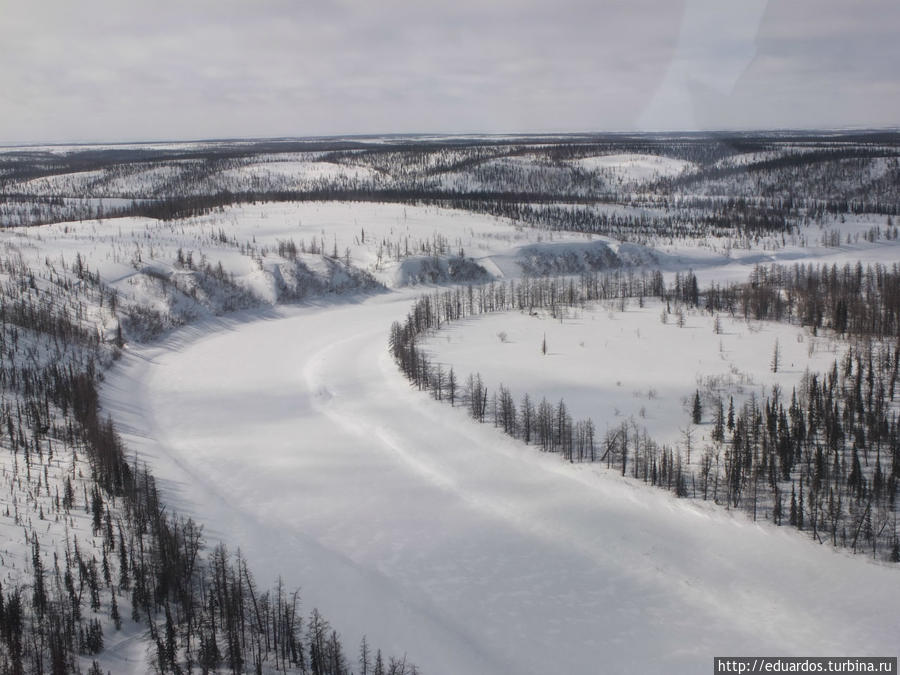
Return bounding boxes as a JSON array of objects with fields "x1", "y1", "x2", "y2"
[{"x1": 0, "y1": 0, "x2": 896, "y2": 143}]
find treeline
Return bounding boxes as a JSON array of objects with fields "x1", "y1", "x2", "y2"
[
  {"x1": 667, "y1": 147, "x2": 897, "y2": 187},
  {"x1": 702, "y1": 262, "x2": 900, "y2": 339},
  {"x1": 389, "y1": 267, "x2": 900, "y2": 561},
  {"x1": 388, "y1": 272, "x2": 665, "y2": 464},
  {"x1": 0, "y1": 248, "x2": 417, "y2": 672},
  {"x1": 0, "y1": 140, "x2": 371, "y2": 184},
  {"x1": 0, "y1": 188, "x2": 604, "y2": 228},
  {"x1": 456, "y1": 200, "x2": 792, "y2": 242}
]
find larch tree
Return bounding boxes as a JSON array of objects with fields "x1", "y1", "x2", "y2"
[{"x1": 691, "y1": 390, "x2": 702, "y2": 425}]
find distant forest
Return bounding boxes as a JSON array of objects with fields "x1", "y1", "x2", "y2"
[{"x1": 3, "y1": 132, "x2": 899, "y2": 231}]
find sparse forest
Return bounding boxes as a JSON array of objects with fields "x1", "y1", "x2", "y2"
[
  {"x1": 4, "y1": 133, "x2": 899, "y2": 233},
  {"x1": 0, "y1": 244, "x2": 415, "y2": 673},
  {"x1": 390, "y1": 264, "x2": 900, "y2": 561}
]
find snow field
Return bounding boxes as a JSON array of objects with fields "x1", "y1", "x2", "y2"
[
  {"x1": 211, "y1": 160, "x2": 382, "y2": 188},
  {"x1": 569, "y1": 153, "x2": 696, "y2": 182},
  {"x1": 421, "y1": 298, "x2": 844, "y2": 450}
]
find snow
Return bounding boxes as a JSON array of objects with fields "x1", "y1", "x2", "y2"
[
  {"x1": 8, "y1": 201, "x2": 614, "y2": 291},
  {"x1": 569, "y1": 153, "x2": 695, "y2": 182},
  {"x1": 0, "y1": 378, "x2": 153, "y2": 675},
  {"x1": 421, "y1": 300, "x2": 841, "y2": 449},
  {"x1": 102, "y1": 291, "x2": 900, "y2": 675},
  {"x1": 10, "y1": 197, "x2": 895, "y2": 302},
  {"x1": 17, "y1": 169, "x2": 107, "y2": 194},
  {"x1": 0, "y1": 445, "x2": 96, "y2": 586},
  {"x1": 3, "y1": 198, "x2": 898, "y2": 673},
  {"x1": 212, "y1": 160, "x2": 381, "y2": 187}
]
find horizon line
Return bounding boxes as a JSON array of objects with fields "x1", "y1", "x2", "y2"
[{"x1": 3, "y1": 126, "x2": 900, "y2": 150}]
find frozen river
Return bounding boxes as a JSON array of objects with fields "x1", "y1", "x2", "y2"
[{"x1": 103, "y1": 290, "x2": 900, "y2": 675}]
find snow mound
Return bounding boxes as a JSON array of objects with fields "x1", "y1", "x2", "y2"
[
  {"x1": 515, "y1": 240, "x2": 657, "y2": 276},
  {"x1": 386, "y1": 255, "x2": 492, "y2": 286},
  {"x1": 268, "y1": 254, "x2": 383, "y2": 300}
]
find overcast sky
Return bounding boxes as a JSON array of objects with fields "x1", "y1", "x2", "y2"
[{"x1": 1, "y1": 0, "x2": 898, "y2": 143}]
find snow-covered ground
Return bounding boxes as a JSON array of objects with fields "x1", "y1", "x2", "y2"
[
  {"x1": 4, "y1": 201, "x2": 623, "y2": 296},
  {"x1": 211, "y1": 160, "x2": 382, "y2": 187},
  {"x1": 19, "y1": 200, "x2": 896, "y2": 298},
  {"x1": 3, "y1": 199, "x2": 897, "y2": 673},
  {"x1": 102, "y1": 292, "x2": 900, "y2": 675},
  {"x1": 421, "y1": 300, "x2": 842, "y2": 449},
  {"x1": 569, "y1": 153, "x2": 695, "y2": 182}
]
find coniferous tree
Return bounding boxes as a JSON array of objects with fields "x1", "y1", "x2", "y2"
[
  {"x1": 360, "y1": 635, "x2": 372, "y2": 675},
  {"x1": 727, "y1": 397, "x2": 735, "y2": 432},
  {"x1": 447, "y1": 367, "x2": 457, "y2": 406},
  {"x1": 712, "y1": 399, "x2": 725, "y2": 443}
]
